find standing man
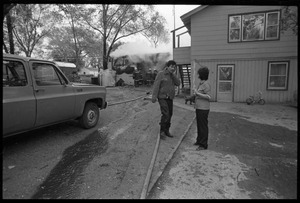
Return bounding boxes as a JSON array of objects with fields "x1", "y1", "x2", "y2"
[{"x1": 152, "y1": 60, "x2": 180, "y2": 140}]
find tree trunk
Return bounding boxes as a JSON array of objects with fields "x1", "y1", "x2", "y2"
[
  {"x1": 103, "y1": 54, "x2": 108, "y2": 70},
  {"x1": 6, "y1": 12, "x2": 15, "y2": 54},
  {"x1": 102, "y1": 5, "x2": 108, "y2": 70},
  {"x1": 70, "y1": 13, "x2": 79, "y2": 69}
]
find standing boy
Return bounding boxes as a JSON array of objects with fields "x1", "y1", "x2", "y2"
[{"x1": 152, "y1": 60, "x2": 180, "y2": 140}]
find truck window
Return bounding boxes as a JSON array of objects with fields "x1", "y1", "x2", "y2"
[
  {"x1": 32, "y1": 63, "x2": 66, "y2": 86},
  {"x1": 3, "y1": 60, "x2": 28, "y2": 87}
]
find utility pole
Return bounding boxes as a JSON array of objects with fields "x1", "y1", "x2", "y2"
[
  {"x1": 173, "y1": 5, "x2": 175, "y2": 31},
  {"x1": 173, "y1": 5, "x2": 180, "y2": 95}
]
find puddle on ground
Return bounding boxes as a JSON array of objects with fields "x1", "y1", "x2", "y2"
[{"x1": 31, "y1": 129, "x2": 108, "y2": 199}]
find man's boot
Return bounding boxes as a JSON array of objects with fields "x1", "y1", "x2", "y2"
[
  {"x1": 159, "y1": 123, "x2": 167, "y2": 140},
  {"x1": 160, "y1": 131, "x2": 167, "y2": 140},
  {"x1": 165, "y1": 123, "x2": 173, "y2": 138},
  {"x1": 165, "y1": 130, "x2": 173, "y2": 138}
]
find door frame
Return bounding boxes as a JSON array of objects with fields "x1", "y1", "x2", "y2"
[{"x1": 216, "y1": 64, "x2": 235, "y2": 102}]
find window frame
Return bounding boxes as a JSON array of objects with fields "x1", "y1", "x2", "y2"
[
  {"x1": 228, "y1": 15, "x2": 242, "y2": 42},
  {"x1": 228, "y1": 10, "x2": 281, "y2": 43},
  {"x1": 32, "y1": 63, "x2": 66, "y2": 86},
  {"x1": 242, "y1": 12, "x2": 265, "y2": 42},
  {"x1": 3, "y1": 59, "x2": 28, "y2": 87},
  {"x1": 267, "y1": 61, "x2": 289, "y2": 91},
  {"x1": 265, "y1": 11, "x2": 280, "y2": 40}
]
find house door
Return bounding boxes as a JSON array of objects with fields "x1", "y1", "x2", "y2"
[{"x1": 217, "y1": 65, "x2": 234, "y2": 102}]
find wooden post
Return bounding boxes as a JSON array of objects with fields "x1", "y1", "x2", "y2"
[{"x1": 192, "y1": 60, "x2": 196, "y2": 96}]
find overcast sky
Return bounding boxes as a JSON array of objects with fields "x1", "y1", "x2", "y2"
[
  {"x1": 155, "y1": 5, "x2": 200, "y2": 31},
  {"x1": 111, "y1": 4, "x2": 200, "y2": 58}
]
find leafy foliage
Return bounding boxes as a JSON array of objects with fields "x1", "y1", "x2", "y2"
[
  {"x1": 141, "y1": 12, "x2": 170, "y2": 48},
  {"x1": 280, "y1": 6, "x2": 298, "y2": 36},
  {"x1": 9, "y1": 4, "x2": 60, "y2": 57},
  {"x1": 78, "y1": 4, "x2": 168, "y2": 69}
]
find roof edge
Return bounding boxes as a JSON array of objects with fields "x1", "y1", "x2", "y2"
[{"x1": 180, "y1": 5, "x2": 209, "y2": 24}]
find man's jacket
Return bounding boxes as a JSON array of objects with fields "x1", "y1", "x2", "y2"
[{"x1": 152, "y1": 69, "x2": 180, "y2": 100}]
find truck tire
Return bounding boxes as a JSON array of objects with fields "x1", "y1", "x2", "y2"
[{"x1": 79, "y1": 102, "x2": 99, "y2": 129}]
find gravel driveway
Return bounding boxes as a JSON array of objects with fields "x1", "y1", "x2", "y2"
[{"x1": 147, "y1": 98, "x2": 297, "y2": 199}]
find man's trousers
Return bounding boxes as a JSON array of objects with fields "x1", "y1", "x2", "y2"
[{"x1": 158, "y1": 98, "x2": 173, "y2": 132}]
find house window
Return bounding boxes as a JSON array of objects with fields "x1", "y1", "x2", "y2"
[
  {"x1": 242, "y1": 13, "x2": 265, "y2": 41},
  {"x1": 265, "y1": 12, "x2": 280, "y2": 40},
  {"x1": 228, "y1": 10, "x2": 280, "y2": 42},
  {"x1": 267, "y1": 61, "x2": 289, "y2": 90},
  {"x1": 229, "y1": 15, "x2": 241, "y2": 41}
]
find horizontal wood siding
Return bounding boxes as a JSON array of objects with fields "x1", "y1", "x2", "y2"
[
  {"x1": 182, "y1": 5, "x2": 298, "y2": 103},
  {"x1": 173, "y1": 47, "x2": 191, "y2": 65},
  {"x1": 192, "y1": 58, "x2": 298, "y2": 103},
  {"x1": 190, "y1": 5, "x2": 297, "y2": 60}
]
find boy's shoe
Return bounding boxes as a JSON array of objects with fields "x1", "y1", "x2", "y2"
[{"x1": 194, "y1": 142, "x2": 200, "y2": 146}]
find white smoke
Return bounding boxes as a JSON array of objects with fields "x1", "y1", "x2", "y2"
[{"x1": 110, "y1": 39, "x2": 172, "y2": 59}]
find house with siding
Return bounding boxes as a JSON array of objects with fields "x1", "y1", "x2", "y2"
[{"x1": 173, "y1": 5, "x2": 297, "y2": 104}]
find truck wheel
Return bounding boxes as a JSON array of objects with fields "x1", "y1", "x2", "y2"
[{"x1": 79, "y1": 102, "x2": 99, "y2": 129}]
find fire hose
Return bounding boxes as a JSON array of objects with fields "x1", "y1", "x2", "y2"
[
  {"x1": 107, "y1": 91, "x2": 150, "y2": 106},
  {"x1": 140, "y1": 115, "x2": 196, "y2": 199},
  {"x1": 106, "y1": 90, "x2": 195, "y2": 199}
]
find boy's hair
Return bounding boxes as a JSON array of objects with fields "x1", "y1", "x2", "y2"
[
  {"x1": 198, "y1": 66, "x2": 209, "y2": 80},
  {"x1": 166, "y1": 60, "x2": 177, "y2": 67}
]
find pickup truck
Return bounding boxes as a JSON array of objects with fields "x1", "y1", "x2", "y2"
[{"x1": 3, "y1": 54, "x2": 107, "y2": 137}]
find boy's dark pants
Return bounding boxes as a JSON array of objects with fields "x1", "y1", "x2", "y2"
[
  {"x1": 158, "y1": 98, "x2": 173, "y2": 133},
  {"x1": 196, "y1": 109, "x2": 209, "y2": 148}
]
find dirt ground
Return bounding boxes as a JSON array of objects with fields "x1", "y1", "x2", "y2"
[
  {"x1": 2, "y1": 86, "x2": 297, "y2": 199},
  {"x1": 147, "y1": 94, "x2": 298, "y2": 199}
]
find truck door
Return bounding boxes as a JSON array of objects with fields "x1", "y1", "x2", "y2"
[
  {"x1": 3, "y1": 59, "x2": 36, "y2": 136},
  {"x1": 30, "y1": 61, "x2": 76, "y2": 127}
]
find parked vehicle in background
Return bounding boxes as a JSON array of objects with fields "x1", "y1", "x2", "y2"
[{"x1": 3, "y1": 54, "x2": 107, "y2": 137}]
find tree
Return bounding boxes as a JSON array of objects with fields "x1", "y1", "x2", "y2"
[
  {"x1": 3, "y1": 11, "x2": 15, "y2": 54},
  {"x1": 10, "y1": 4, "x2": 60, "y2": 57},
  {"x1": 280, "y1": 6, "x2": 298, "y2": 36},
  {"x1": 79, "y1": 4, "x2": 166, "y2": 70},
  {"x1": 3, "y1": 4, "x2": 16, "y2": 54},
  {"x1": 48, "y1": 27, "x2": 79, "y2": 62},
  {"x1": 3, "y1": 3, "x2": 16, "y2": 20},
  {"x1": 47, "y1": 26, "x2": 104, "y2": 70},
  {"x1": 58, "y1": 4, "x2": 83, "y2": 68},
  {"x1": 141, "y1": 13, "x2": 170, "y2": 48}
]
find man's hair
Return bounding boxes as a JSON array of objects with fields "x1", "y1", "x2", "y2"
[
  {"x1": 197, "y1": 66, "x2": 209, "y2": 80},
  {"x1": 166, "y1": 60, "x2": 177, "y2": 67}
]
